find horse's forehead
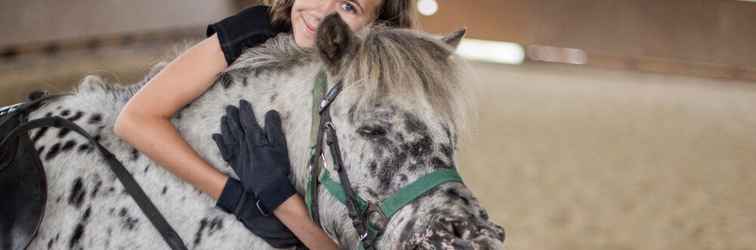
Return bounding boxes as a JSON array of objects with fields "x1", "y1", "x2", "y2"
[{"x1": 337, "y1": 106, "x2": 454, "y2": 196}]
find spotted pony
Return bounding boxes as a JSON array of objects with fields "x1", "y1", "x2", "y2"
[{"x1": 23, "y1": 15, "x2": 504, "y2": 249}]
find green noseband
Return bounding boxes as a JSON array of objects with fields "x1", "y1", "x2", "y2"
[{"x1": 304, "y1": 71, "x2": 464, "y2": 249}]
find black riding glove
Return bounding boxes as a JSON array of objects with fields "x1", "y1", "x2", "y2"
[
  {"x1": 213, "y1": 99, "x2": 301, "y2": 248},
  {"x1": 212, "y1": 99, "x2": 297, "y2": 216},
  {"x1": 206, "y1": 5, "x2": 280, "y2": 66},
  {"x1": 215, "y1": 178, "x2": 302, "y2": 248}
]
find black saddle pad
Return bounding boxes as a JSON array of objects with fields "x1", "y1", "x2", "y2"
[{"x1": 0, "y1": 112, "x2": 47, "y2": 250}]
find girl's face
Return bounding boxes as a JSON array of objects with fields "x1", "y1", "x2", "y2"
[{"x1": 291, "y1": 0, "x2": 382, "y2": 48}]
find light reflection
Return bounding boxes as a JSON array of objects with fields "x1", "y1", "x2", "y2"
[
  {"x1": 456, "y1": 39, "x2": 526, "y2": 65},
  {"x1": 418, "y1": 0, "x2": 439, "y2": 16}
]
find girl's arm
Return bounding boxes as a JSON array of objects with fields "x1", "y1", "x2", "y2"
[
  {"x1": 114, "y1": 34, "x2": 229, "y2": 199},
  {"x1": 114, "y1": 34, "x2": 339, "y2": 249},
  {"x1": 275, "y1": 195, "x2": 340, "y2": 250}
]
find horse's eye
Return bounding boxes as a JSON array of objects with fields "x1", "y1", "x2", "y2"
[{"x1": 357, "y1": 125, "x2": 387, "y2": 137}]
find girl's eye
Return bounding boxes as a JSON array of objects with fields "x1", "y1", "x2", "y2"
[{"x1": 340, "y1": 1, "x2": 357, "y2": 14}]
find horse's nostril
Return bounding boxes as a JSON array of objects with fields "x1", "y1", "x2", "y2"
[
  {"x1": 491, "y1": 223, "x2": 506, "y2": 242},
  {"x1": 435, "y1": 217, "x2": 473, "y2": 239},
  {"x1": 452, "y1": 220, "x2": 470, "y2": 239}
]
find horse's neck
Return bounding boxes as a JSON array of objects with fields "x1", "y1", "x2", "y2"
[
  {"x1": 33, "y1": 55, "x2": 355, "y2": 245},
  {"x1": 236, "y1": 63, "x2": 358, "y2": 245}
]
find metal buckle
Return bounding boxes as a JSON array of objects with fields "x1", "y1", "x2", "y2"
[
  {"x1": 366, "y1": 202, "x2": 389, "y2": 231},
  {"x1": 324, "y1": 122, "x2": 337, "y2": 136},
  {"x1": 0, "y1": 103, "x2": 22, "y2": 116},
  {"x1": 320, "y1": 153, "x2": 328, "y2": 169},
  {"x1": 255, "y1": 199, "x2": 270, "y2": 217}
]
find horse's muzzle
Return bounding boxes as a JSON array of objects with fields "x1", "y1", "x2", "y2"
[
  {"x1": 397, "y1": 185, "x2": 506, "y2": 249},
  {"x1": 413, "y1": 214, "x2": 505, "y2": 250}
]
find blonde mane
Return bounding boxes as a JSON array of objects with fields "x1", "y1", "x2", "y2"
[{"x1": 222, "y1": 25, "x2": 470, "y2": 135}]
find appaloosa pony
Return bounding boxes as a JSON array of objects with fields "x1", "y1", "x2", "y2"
[{"x1": 23, "y1": 15, "x2": 504, "y2": 249}]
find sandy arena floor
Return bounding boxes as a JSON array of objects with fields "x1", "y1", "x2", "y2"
[{"x1": 459, "y1": 62, "x2": 756, "y2": 250}]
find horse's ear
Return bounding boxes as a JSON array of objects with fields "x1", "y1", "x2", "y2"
[
  {"x1": 316, "y1": 14, "x2": 358, "y2": 72},
  {"x1": 441, "y1": 28, "x2": 466, "y2": 49}
]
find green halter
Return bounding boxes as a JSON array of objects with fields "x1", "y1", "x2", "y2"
[{"x1": 304, "y1": 71, "x2": 464, "y2": 249}]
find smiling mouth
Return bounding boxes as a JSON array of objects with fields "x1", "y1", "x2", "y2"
[{"x1": 302, "y1": 14, "x2": 318, "y2": 34}]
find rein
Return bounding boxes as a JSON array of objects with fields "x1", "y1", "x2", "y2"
[
  {"x1": 304, "y1": 71, "x2": 464, "y2": 249},
  {"x1": 0, "y1": 92, "x2": 187, "y2": 250}
]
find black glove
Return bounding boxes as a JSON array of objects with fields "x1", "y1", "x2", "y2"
[
  {"x1": 213, "y1": 99, "x2": 301, "y2": 248},
  {"x1": 215, "y1": 178, "x2": 302, "y2": 248},
  {"x1": 213, "y1": 99, "x2": 297, "y2": 216},
  {"x1": 206, "y1": 5, "x2": 281, "y2": 66}
]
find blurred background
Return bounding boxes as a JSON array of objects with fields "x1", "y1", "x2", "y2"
[{"x1": 2, "y1": 0, "x2": 755, "y2": 249}]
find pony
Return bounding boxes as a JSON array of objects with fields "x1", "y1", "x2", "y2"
[{"x1": 22, "y1": 15, "x2": 504, "y2": 249}]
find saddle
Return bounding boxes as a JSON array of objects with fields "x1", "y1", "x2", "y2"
[
  {"x1": 0, "y1": 92, "x2": 48, "y2": 250},
  {"x1": 0, "y1": 91, "x2": 187, "y2": 250}
]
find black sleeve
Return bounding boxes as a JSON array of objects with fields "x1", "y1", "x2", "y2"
[{"x1": 206, "y1": 5, "x2": 278, "y2": 66}]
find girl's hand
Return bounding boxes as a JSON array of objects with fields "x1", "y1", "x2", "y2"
[
  {"x1": 213, "y1": 99, "x2": 297, "y2": 215},
  {"x1": 213, "y1": 99, "x2": 303, "y2": 248}
]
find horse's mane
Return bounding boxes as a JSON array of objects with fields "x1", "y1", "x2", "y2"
[
  {"x1": 226, "y1": 26, "x2": 470, "y2": 134},
  {"x1": 225, "y1": 34, "x2": 315, "y2": 76},
  {"x1": 346, "y1": 26, "x2": 469, "y2": 133}
]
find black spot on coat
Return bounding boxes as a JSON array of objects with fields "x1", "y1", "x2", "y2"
[
  {"x1": 31, "y1": 127, "x2": 48, "y2": 142},
  {"x1": 90, "y1": 180, "x2": 102, "y2": 198},
  {"x1": 367, "y1": 162, "x2": 377, "y2": 175},
  {"x1": 479, "y1": 209, "x2": 489, "y2": 221},
  {"x1": 82, "y1": 206, "x2": 92, "y2": 221},
  {"x1": 194, "y1": 218, "x2": 209, "y2": 246},
  {"x1": 61, "y1": 140, "x2": 76, "y2": 152},
  {"x1": 67, "y1": 111, "x2": 83, "y2": 122},
  {"x1": 77, "y1": 143, "x2": 92, "y2": 153},
  {"x1": 403, "y1": 113, "x2": 428, "y2": 134},
  {"x1": 219, "y1": 74, "x2": 233, "y2": 89},
  {"x1": 445, "y1": 188, "x2": 470, "y2": 206},
  {"x1": 68, "y1": 224, "x2": 85, "y2": 249},
  {"x1": 399, "y1": 218, "x2": 417, "y2": 243},
  {"x1": 406, "y1": 135, "x2": 433, "y2": 158},
  {"x1": 57, "y1": 128, "x2": 71, "y2": 138},
  {"x1": 131, "y1": 148, "x2": 139, "y2": 161},
  {"x1": 208, "y1": 218, "x2": 224, "y2": 235},
  {"x1": 378, "y1": 150, "x2": 408, "y2": 191},
  {"x1": 431, "y1": 157, "x2": 452, "y2": 169},
  {"x1": 440, "y1": 143, "x2": 454, "y2": 161},
  {"x1": 88, "y1": 114, "x2": 102, "y2": 124},
  {"x1": 119, "y1": 208, "x2": 139, "y2": 230},
  {"x1": 68, "y1": 178, "x2": 86, "y2": 208},
  {"x1": 45, "y1": 143, "x2": 61, "y2": 160}
]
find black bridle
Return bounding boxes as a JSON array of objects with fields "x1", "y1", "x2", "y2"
[{"x1": 304, "y1": 72, "x2": 464, "y2": 250}]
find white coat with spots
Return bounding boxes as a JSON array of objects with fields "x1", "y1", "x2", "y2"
[{"x1": 24, "y1": 15, "x2": 505, "y2": 250}]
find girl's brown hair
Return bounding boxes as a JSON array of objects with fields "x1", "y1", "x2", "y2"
[{"x1": 261, "y1": 0, "x2": 417, "y2": 30}]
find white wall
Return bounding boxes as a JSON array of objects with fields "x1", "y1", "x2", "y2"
[{"x1": 0, "y1": 0, "x2": 235, "y2": 46}]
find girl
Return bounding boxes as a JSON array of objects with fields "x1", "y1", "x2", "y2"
[{"x1": 113, "y1": 1, "x2": 416, "y2": 249}]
